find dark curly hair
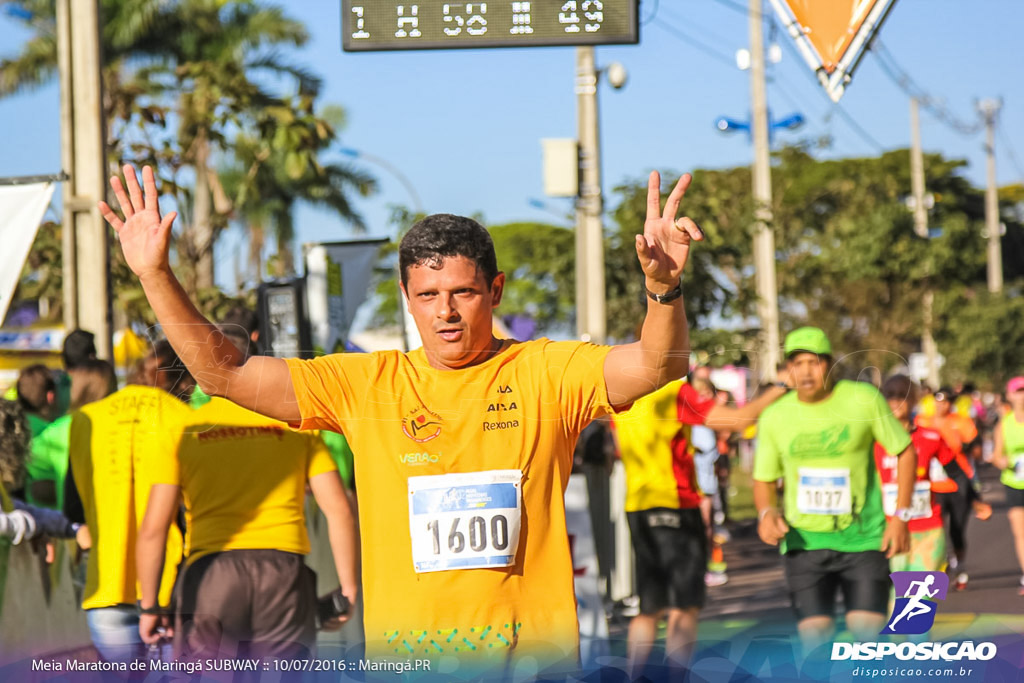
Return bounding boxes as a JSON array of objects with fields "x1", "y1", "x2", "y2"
[
  {"x1": 0, "y1": 399, "x2": 30, "y2": 493},
  {"x1": 398, "y1": 214, "x2": 499, "y2": 288}
]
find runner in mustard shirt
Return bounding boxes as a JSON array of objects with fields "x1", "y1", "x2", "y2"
[{"x1": 101, "y1": 164, "x2": 704, "y2": 677}]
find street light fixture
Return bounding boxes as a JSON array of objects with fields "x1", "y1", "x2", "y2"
[{"x1": 338, "y1": 146, "x2": 424, "y2": 352}]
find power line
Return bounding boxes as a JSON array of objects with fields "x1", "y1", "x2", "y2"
[
  {"x1": 640, "y1": 0, "x2": 660, "y2": 25},
  {"x1": 659, "y1": 5, "x2": 738, "y2": 52},
  {"x1": 871, "y1": 40, "x2": 982, "y2": 136},
  {"x1": 998, "y1": 120, "x2": 1024, "y2": 182},
  {"x1": 652, "y1": 18, "x2": 738, "y2": 69},
  {"x1": 765, "y1": 17, "x2": 886, "y2": 152},
  {"x1": 709, "y1": 0, "x2": 765, "y2": 20}
]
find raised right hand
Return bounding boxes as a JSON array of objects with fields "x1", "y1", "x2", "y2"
[{"x1": 99, "y1": 165, "x2": 177, "y2": 280}]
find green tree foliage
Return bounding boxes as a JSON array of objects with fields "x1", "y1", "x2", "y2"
[
  {"x1": 489, "y1": 222, "x2": 574, "y2": 334},
  {"x1": 935, "y1": 284, "x2": 1024, "y2": 387}
]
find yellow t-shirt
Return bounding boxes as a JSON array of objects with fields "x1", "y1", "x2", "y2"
[
  {"x1": 614, "y1": 380, "x2": 690, "y2": 512},
  {"x1": 69, "y1": 385, "x2": 189, "y2": 610},
  {"x1": 153, "y1": 397, "x2": 336, "y2": 564},
  {"x1": 285, "y1": 338, "x2": 614, "y2": 671}
]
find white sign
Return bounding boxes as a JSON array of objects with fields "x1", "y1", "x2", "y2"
[{"x1": 0, "y1": 182, "x2": 55, "y2": 324}]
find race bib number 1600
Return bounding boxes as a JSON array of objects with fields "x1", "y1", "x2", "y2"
[{"x1": 408, "y1": 470, "x2": 522, "y2": 573}]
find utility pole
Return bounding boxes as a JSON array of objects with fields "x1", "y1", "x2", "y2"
[
  {"x1": 910, "y1": 97, "x2": 940, "y2": 389},
  {"x1": 978, "y1": 98, "x2": 1003, "y2": 294},
  {"x1": 749, "y1": 0, "x2": 781, "y2": 378},
  {"x1": 57, "y1": 0, "x2": 111, "y2": 358},
  {"x1": 575, "y1": 46, "x2": 606, "y2": 344}
]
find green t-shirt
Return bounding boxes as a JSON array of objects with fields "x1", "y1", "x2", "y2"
[
  {"x1": 753, "y1": 380, "x2": 912, "y2": 553},
  {"x1": 25, "y1": 414, "x2": 72, "y2": 510},
  {"x1": 1000, "y1": 412, "x2": 1024, "y2": 490},
  {"x1": 190, "y1": 385, "x2": 212, "y2": 409},
  {"x1": 321, "y1": 430, "x2": 354, "y2": 490}
]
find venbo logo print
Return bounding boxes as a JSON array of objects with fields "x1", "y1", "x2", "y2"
[{"x1": 832, "y1": 572, "x2": 996, "y2": 662}]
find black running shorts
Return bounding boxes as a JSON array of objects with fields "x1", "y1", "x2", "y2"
[
  {"x1": 783, "y1": 548, "x2": 889, "y2": 621},
  {"x1": 627, "y1": 507, "x2": 707, "y2": 614}
]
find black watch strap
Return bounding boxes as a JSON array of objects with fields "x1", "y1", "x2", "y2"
[
  {"x1": 645, "y1": 280, "x2": 683, "y2": 304},
  {"x1": 139, "y1": 604, "x2": 166, "y2": 616}
]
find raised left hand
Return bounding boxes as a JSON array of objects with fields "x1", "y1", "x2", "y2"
[{"x1": 635, "y1": 171, "x2": 704, "y2": 289}]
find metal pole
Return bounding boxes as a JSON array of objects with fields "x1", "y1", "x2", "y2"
[
  {"x1": 909, "y1": 98, "x2": 941, "y2": 389},
  {"x1": 576, "y1": 46, "x2": 606, "y2": 344},
  {"x1": 978, "y1": 99, "x2": 1003, "y2": 294},
  {"x1": 749, "y1": 0, "x2": 780, "y2": 378},
  {"x1": 60, "y1": 0, "x2": 111, "y2": 358}
]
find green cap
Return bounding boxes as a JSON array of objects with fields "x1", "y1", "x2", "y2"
[{"x1": 784, "y1": 326, "x2": 832, "y2": 357}]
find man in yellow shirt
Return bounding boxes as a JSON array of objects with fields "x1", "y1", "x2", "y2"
[
  {"x1": 136, "y1": 392, "x2": 358, "y2": 660},
  {"x1": 102, "y1": 164, "x2": 703, "y2": 676},
  {"x1": 614, "y1": 375, "x2": 787, "y2": 678}
]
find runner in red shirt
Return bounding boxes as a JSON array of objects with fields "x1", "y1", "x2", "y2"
[{"x1": 875, "y1": 375, "x2": 957, "y2": 572}]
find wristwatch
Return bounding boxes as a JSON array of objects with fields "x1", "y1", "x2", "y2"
[
  {"x1": 893, "y1": 507, "x2": 914, "y2": 523},
  {"x1": 645, "y1": 280, "x2": 683, "y2": 304}
]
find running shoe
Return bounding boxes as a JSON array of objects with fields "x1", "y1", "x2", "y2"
[
  {"x1": 705, "y1": 571, "x2": 728, "y2": 587},
  {"x1": 955, "y1": 573, "x2": 969, "y2": 591}
]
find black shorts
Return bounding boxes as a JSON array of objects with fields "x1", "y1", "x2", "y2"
[
  {"x1": 176, "y1": 549, "x2": 317, "y2": 660},
  {"x1": 627, "y1": 507, "x2": 707, "y2": 614},
  {"x1": 1005, "y1": 484, "x2": 1024, "y2": 508},
  {"x1": 783, "y1": 549, "x2": 889, "y2": 622}
]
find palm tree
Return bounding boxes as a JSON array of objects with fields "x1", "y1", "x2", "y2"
[
  {"x1": 1, "y1": 0, "x2": 374, "y2": 297},
  {"x1": 223, "y1": 102, "x2": 377, "y2": 280}
]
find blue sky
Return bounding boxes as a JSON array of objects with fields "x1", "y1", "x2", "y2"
[{"x1": 1, "y1": 0, "x2": 1022, "y2": 291}]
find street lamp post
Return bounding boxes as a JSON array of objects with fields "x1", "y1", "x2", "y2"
[{"x1": 339, "y1": 147, "x2": 424, "y2": 352}]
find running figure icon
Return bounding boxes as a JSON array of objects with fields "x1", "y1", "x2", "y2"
[{"x1": 887, "y1": 574, "x2": 939, "y2": 630}]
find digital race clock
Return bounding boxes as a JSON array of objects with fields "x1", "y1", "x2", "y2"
[{"x1": 342, "y1": 1, "x2": 639, "y2": 51}]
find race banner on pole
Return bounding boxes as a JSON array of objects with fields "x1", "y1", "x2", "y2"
[
  {"x1": 0, "y1": 182, "x2": 55, "y2": 324},
  {"x1": 304, "y1": 238, "x2": 389, "y2": 355},
  {"x1": 768, "y1": 0, "x2": 898, "y2": 102}
]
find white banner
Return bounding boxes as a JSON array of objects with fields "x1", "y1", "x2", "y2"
[{"x1": 0, "y1": 182, "x2": 55, "y2": 324}]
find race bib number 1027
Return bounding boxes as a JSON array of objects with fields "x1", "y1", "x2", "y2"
[{"x1": 408, "y1": 470, "x2": 522, "y2": 573}]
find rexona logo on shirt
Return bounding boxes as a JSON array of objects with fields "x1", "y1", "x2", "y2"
[
  {"x1": 831, "y1": 571, "x2": 997, "y2": 663},
  {"x1": 402, "y1": 406, "x2": 442, "y2": 443}
]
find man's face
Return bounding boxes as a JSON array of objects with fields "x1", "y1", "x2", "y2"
[
  {"x1": 934, "y1": 394, "x2": 952, "y2": 417},
  {"x1": 402, "y1": 255, "x2": 504, "y2": 370},
  {"x1": 787, "y1": 352, "x2": 829, "y2": 399}
]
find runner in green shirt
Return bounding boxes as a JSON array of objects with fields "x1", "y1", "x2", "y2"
[
  {"x1": 753, "y1": 327, "x2": 915, "y2": 651},
  {"x1": 992, "y1": 376, "x2": 1024, "y2": 595}
]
